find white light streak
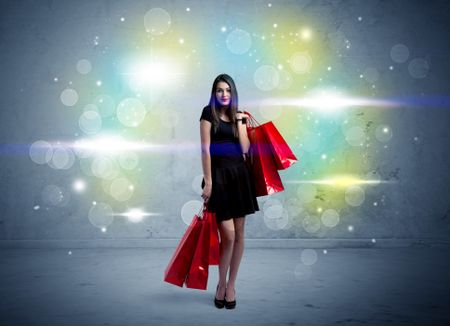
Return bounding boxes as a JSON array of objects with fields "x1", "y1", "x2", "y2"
[
  {"x1": 255, "y1": 96, "x2": 401, "y2": 111},
  {"x1": 39, "y1": 137, "x2": 200, "y2": 155},
  {"x1": 116, "y1": 208, "x2": 161, "y2": 223}
]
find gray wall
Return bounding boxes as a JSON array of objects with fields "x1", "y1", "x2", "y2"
[{"x1": 1, "y1": 0, "x2": 449, "y2": 244}]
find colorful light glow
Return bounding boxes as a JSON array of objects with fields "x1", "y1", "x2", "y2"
[
  {"x1": 134, "y1": 62, "x2": 168, "y2": 85},
  {"x1": 299, "y1": 28, "x2": 312, "y2": 40},
  {"x1": 287, "y1": 176, "x2": 395, "y2": 187},
  {"x1": 25, "y1": 3, "x2": 416, "y2": 233},
  {"x1": 118, "y1": 51, "x2": 185, "y2": 96}
]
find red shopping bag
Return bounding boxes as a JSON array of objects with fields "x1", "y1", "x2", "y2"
[
  {"x1": 245, "y1": 111, "x2": 297, "y2": 170},
  {"x1": 185, "y1": 210, "x2": 211, "y2": 290},
  {"x1": 163, "y1": 207, "x2": 204, "y2": 287},
  {"x1": 206, "y1": 208, "x2": 220, "y2": 265},
  {"x1": 164, "y1": 203, "x2": 220, "y2": 289},
  {"x1": 245, "y1": 115, "x2": 284, "y2": 197}
]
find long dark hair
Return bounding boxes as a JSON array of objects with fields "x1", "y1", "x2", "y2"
[{"x1": 208, "y1": 74, "x2": 239, "y2": 138}]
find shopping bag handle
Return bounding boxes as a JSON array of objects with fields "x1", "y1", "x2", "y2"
[
  {"x1": 241, "y1": 111, "x2": 259, "y2": 166},
  {"x1": 243, "y1": 110, "x2": 260, "y2": 127},
  {"x1": 197, "y1": 201, "x2": 208, "y2": 220}
]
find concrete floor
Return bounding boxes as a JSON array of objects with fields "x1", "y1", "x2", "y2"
[{"x1": 1, "y1": 247, "x2": 450, "y2": 326}]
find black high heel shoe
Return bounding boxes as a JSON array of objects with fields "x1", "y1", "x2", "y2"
[
  {"x1": 214, "y1": 284, "x2": 226, "y2": 309},
  {"x1": 224, "y1": 288, "x2": 236, "y2": 309}
]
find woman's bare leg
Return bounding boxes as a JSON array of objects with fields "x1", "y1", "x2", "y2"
[
  {"x1": 226, "y1": 216, "x2": 245, "y2": 301},
  {"x1": 216, "y1": 219, "x2": 235, "y2": 299}
]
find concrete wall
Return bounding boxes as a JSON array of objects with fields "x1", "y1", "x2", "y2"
[{"x1": 1, "y1": 0, "x2": 449, "y2": 245}]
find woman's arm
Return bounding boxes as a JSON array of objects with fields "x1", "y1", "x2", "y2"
[
  {"x1": 200, "y1": 119, "x2": 212, "y2": 202},
  {"x1": 236, "y1": 113, "x2": 250, "y2": 154}
]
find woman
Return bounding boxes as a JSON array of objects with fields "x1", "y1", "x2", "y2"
[{"x1": 199, "y1": 73, "x2": 259, "y2": 309}]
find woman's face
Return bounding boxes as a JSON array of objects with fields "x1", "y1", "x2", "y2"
[{"x1": 215, "y1": 81, "x2": 231, "y2": 107}]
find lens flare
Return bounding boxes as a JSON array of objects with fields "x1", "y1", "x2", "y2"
[
  {"x1": 116, "y1": 208, "x2": 160, "y2": 223},
  {"x1": 252, "y1": 91, "x2": 401, "y2": 112},
  {"x1": 287, "y1": 175, "x2": 395, "y2": 188}
]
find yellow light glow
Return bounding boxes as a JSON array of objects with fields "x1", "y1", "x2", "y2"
[
  {"x1": 286, "y1": 175, "x2": 395, "y2": 187},
  {"x1": 300, "y1": 28, "x2": 312, "y2": 40}
]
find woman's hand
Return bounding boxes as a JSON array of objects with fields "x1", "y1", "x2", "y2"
[
  {"x1": 236, "y1": 111, "x2": 249, "y2": 120},
  {"x1": 201, "y1": 183, "x2": 212, "y2": 203}
]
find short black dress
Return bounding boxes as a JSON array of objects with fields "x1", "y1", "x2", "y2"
[{"x1": 199, "y1": 105, "x2": 259, "y2": 223}]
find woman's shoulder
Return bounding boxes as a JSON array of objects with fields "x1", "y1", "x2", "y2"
[{"x1": 199, "y1": 105, "x2": 213, "y2": 122}]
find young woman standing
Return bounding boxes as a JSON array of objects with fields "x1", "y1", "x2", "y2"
[{"x1": 199, "y1": 74, "x2": 259, "y2": 309}]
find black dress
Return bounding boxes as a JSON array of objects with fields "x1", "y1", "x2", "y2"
[{"x1": 199, "y1": 105, "x2": 259, "y2": 223}]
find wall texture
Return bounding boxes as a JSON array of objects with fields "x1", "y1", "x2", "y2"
[{"x1": 1, "y1": 0, "x2": 449, "y2": 245}]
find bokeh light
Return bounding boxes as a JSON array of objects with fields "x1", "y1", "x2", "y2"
[
  {"x1": 88, "y1": 202, "x2": 114, "y2": 228},
  {"x1": 91, "y1": 155, "x2": 120, "y2": 180},
  {"x1": 181, "y1": 200, "x2": 203, "y2": 225},
  {"x1": 29, "y1": 140, "x2": 53, "y2": 164},
  {"x1": 79, "y1": 110, "x2": 102, "y2": 135},
  {"x1": 76, "y1": 59, "x2": 92, "y2": 74},
  {"x1": 289, "y1": 51, "x2": 313, "y2": 74},
  {"x1": 49, "y1": 145, "x2": 75, "y2": 170},
  {"x1": 144, "y1": 8, "x2": 171, "y2": 35},
  {"x1": 302, "y1": 214, "x2": 321, "y2": 233},
  {"x1": 263, "y1": 199, "x2": 289, "y2": 230},
  {"x1": 191, "y1": 174, "x2": 204, "y2": 195},
  {"x1": 109, "y1": 177, "x2": 134, "y2": 201},
  {"x1": 408, "y1": 58, "x2": 429, "y2": 78},
  {"x1": 375, "y1": 124, "x2": 393, "y2": 142},
  {"x1": 60, "y1": 88, "x2": 78, "y2": 107},
  {"x1": 345, "y1": 186, "x2": 365, "y2": 206},
  {"x1": 254, "y1": 65, "x2": 279, "y2": 91},
  {"x1": 116, "y1": 98, "x2": 147, "y2": 127},
  {"x1": 226, "y1": 29, "x2": 252, "y2": 54},
  {"x1": 321, "y1": 209, "x2": 340, "y2": 227},
  {"x1": 390, "y1": 44, "x2": 410, "y2": 63},
  {"x1": 301, "y1": 249, "x2": 318, "y2": 266}
]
